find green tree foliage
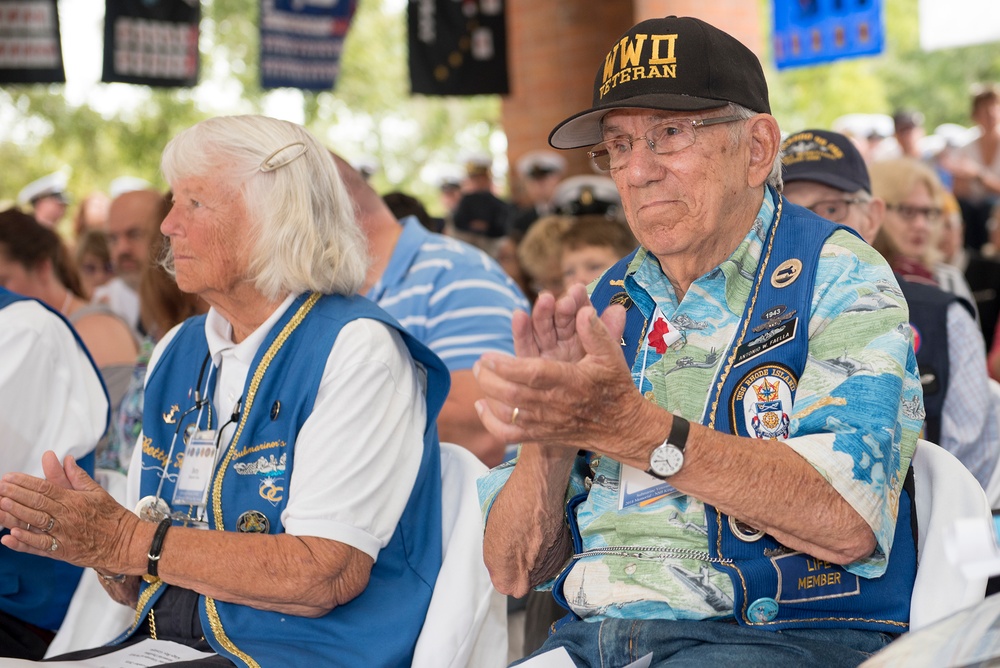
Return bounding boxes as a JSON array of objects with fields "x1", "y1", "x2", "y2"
[
  {"x1": 2, "y1": 0, "x2": 997, "y2": 223},
  {"x1": 0, "y1": 0, "x2": 500, "y2": 221}
]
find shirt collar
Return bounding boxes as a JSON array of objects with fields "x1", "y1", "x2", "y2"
[
  {"x1": 204, "y1": 293, "x2": 298, "y2": 368},
  {"x1": 366, "y1": 216, "x2": 427, "y2": 302},
  {"x1": 628, "y1": 187, "x2": 777, "y2": 308}
]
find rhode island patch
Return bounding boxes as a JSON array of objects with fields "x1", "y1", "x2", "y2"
[{"x1": 730, "y1": 363, "x2": 798, "y2": 440}]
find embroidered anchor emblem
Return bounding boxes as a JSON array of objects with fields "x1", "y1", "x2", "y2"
[{"x1": 163, "y1": 405, "x2": 180, "y2": 424}]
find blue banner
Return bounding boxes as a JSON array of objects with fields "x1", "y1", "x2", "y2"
[
  {"x1": 772, "y1": 0, "x2": 884, "y2": 70},
  {"x1": 260, "y1": 0, "x2": 356, "y2": 91}
]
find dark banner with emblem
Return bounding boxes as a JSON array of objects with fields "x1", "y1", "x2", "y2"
[
  {"x1": 102, "y1": 0, "x2": 200, "y2": 87},
  {"x1": 0, "y1": 0, "x2": 65, "y2": 84},
  {"x1": 408, "y1": 0, "x2": 508, "y2": 96},
  {"x1": 259, "y1": 0, "x2": 357, "y2": 91},
  {"x1": 772, "y1": 0, "x2": 884, "y2": 70}
]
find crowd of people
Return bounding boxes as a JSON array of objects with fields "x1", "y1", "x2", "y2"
[{"x1": 0, "y1": 12, "x2": 999, "y2": 668}]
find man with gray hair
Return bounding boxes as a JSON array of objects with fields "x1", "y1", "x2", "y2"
[{"x1": 475, "y1": 16, "x2": 921, "y2": 665}]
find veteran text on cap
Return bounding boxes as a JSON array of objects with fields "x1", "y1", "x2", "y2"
[{"x1": 549, "y1": 16, "x2": 770, "y2": 150}]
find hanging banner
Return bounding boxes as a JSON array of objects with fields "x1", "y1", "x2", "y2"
[
  {"x1": 259, "y1": 0, "x2": 357, "y2": 91},
  {"x1": 102, "y1": 0, "x2": 200, "y2": 87},
  {"x1": 408, "y1": 0, "x2": 508, "y2": 96},
  {"x1": 772, "y1": 0, "x2": 884, "y2": 70},
  {"x1": 0, "y1": 0, "x2": 65, "y2": 84}
]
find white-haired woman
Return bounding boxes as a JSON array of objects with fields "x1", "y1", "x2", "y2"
[{"x1": 0, "y1": 115, "x2": 450, "y2": 666}]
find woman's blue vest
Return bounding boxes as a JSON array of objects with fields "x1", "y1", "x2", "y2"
[
  {"x1": 119, "y1": 293, "x2": 450, "y2": 667},
  {"x1": 584, "y1": 197, "x2": 917, "y2": 633},
  {"x1": 0, "y1": 288, "x2": 105, "y2": 630}
]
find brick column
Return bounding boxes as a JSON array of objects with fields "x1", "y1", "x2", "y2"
[
  {"x1": 501, "y1": 1, "x2": 765, "y2": 189},
  {"x1": 501, "y1": 0, "x2": 635, "y2": 199}
]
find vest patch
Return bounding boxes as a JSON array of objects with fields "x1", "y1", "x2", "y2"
[
  {"x1": 770, "y1": 259, "x2": 803, "y2": 288},
  {"x1": 772, "y1": 552, "x2": 860, "y2": 603},
  {"x1": 730, "y1": 364, "x2": 798, "y2": 439},
  {"x1": 236, "y1": 509, "x2": 270, "y2": 533},
  {"x1": 734, "y1": 319, "x2": 797, "y2": 367}
]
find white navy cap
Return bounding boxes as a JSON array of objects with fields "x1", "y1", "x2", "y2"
[
  {"x1": 516, "y1": 150, "x2": 567, "y2": 179},
  {"x1": 552, "y1": 175, "x2": 622, "y2": 217},
  {"x1": 109, "y1": 176, "x2": 154, "y2": 199},
  {"x1": 462, "y1": 151, "x2": 493, "y2": 177},
  {"x1": 18, "y1": 171, "x2": 70, "y2": 206}
]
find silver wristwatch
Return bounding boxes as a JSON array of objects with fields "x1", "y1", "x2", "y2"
[{"x1": 647, "y1": 416, "x2": 690, "y2": 479}]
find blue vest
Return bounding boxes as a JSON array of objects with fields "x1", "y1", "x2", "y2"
[
  {"x1": 587, "y1": 196, "x2": 917, "y2": 633},
  {"x1": 0, "y1": 288, "x2": 106, "y2": 630},
  {"x1": 898, "y1": 277, "x2": 972, "y2": 444},
  {"x1": 119, "y1": 293, "x2": 450, "y2": 667}
]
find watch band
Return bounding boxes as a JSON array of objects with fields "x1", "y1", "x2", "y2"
[
  {"x1": 669, "y1": 415, "x2": 690, "y2": 451},
  {"x1": 146, "y1": 518, "x2": 172, "y2": 580}
]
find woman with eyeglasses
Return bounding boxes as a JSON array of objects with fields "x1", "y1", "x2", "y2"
[
  {"x1": 74, "y1": 229, "x2": 115, "y2": 300},
  {"x1": 0, "y1": 116, "x2": 451, "y2": 666},
  {"x1": 869, "y1": 158, "x2": 978, "y2": 311}
]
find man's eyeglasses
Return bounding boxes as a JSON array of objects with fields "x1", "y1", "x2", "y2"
[
  {"x1": 588, "y1": 115, "x2": 744, "y2": 172},
  {"x1": 805, "y1": 198, "x2": 869, "y2": 223},
  {"x1": 886, "y1": 203, "x2": 943, "y2": 223}
]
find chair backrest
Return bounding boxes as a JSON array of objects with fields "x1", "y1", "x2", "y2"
[
  {"x1": 411, "y1": 442, "x2": 507, "y2": 668},
  {"x1": 909, "y1": 438, "x2": 991, "y2": 631},
  {"x1": 982, "y1": 378, "x2": 1000, "y2": 509}
]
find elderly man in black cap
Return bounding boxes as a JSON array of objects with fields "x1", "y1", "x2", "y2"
[
  {"x1": 782, "y1": 128, "x2": 999, "y2": 491},
  {"x1": 475, "y1": 16, "x2": 922, "y2": 666}
]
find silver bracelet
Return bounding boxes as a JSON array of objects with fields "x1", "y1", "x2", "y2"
[{"x1": 96, "y1": 570, "x2": 127, "y2": 584}]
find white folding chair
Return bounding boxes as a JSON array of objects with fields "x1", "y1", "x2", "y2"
[
  {"x1": 909, "y1": 439, "x2": 992, "y2": 631},
  {"x1": 412, "y1": 442, "x2": 507, "y2": 668}
]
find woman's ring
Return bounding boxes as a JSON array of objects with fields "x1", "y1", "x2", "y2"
[
  {"x1": 511, "y1": 407, "x2": 520, "y2": 426},
  {"x1": 49, "y1": 537, "x2": 58, "y2": 552},
  {"x1": 25, "y1": 524, "x2": 31, "y2": 532},
  {"x1": 41, "y1": 517, "x2": 55, "y2": 533}
]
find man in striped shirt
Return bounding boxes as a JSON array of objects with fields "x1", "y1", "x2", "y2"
[{"x1": 334, "y1": 155, "x2": 529, "y2": 467}]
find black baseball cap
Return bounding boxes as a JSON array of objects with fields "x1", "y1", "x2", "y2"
[
  {"x1": 548, "y1": 16, "x2": 770, "y2": 150},
  {"x1": 452, "y1": 191, "x2": 511, "y2": 238},
  {"x1": 781, "y1": 129, "x2": 871, "y2": 194}
]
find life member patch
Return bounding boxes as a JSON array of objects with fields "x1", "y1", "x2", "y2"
[
  {"x1": 771, "y1": 552, "x2": 860, "y2": 603},
  {"x1": 730, "y1": 364, "x2": 798, "y2": 440}
]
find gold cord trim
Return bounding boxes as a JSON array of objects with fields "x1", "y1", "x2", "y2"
[
  {"x1": 204, "y1": 292, "x2": 320, "y2": 668},
  {"x1": 126, "y1": 579, "x2": 164, "y2": 637},
  {"x1": 707, "y1": 196, "x2": 783, "y2": 431}
]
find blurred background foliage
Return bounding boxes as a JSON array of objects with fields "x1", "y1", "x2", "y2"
[{"x1": 1, "y1": 0, "x2": 998, "y2": 223}]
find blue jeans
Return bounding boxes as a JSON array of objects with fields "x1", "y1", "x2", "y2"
[{"x1": 511, "y1": 618, "x2": 896, "y2": 668}]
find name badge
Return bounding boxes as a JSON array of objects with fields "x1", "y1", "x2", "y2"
[
  {"x1": 618, "y1": 464, "x2": 681, "y2": 510},
  {"x1": 172, "y1": 430, "x2": 218, "y2": 508}
]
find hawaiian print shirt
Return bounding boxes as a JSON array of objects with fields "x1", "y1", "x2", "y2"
[{"x1": 479, "y1": 190, "x2": 922, "y2": 622}]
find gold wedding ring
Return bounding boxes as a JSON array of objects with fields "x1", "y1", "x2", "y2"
[
  {"x1": 511, "y1": 407, "x2": 520, "y2": 425},
  {"x1": 25, "y1": 524, "x2": 31, "y2": 532}
]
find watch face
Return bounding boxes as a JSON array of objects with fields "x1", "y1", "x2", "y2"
[{"x1": 650, "y1": 443, "x2": 683, "y2": 478}]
